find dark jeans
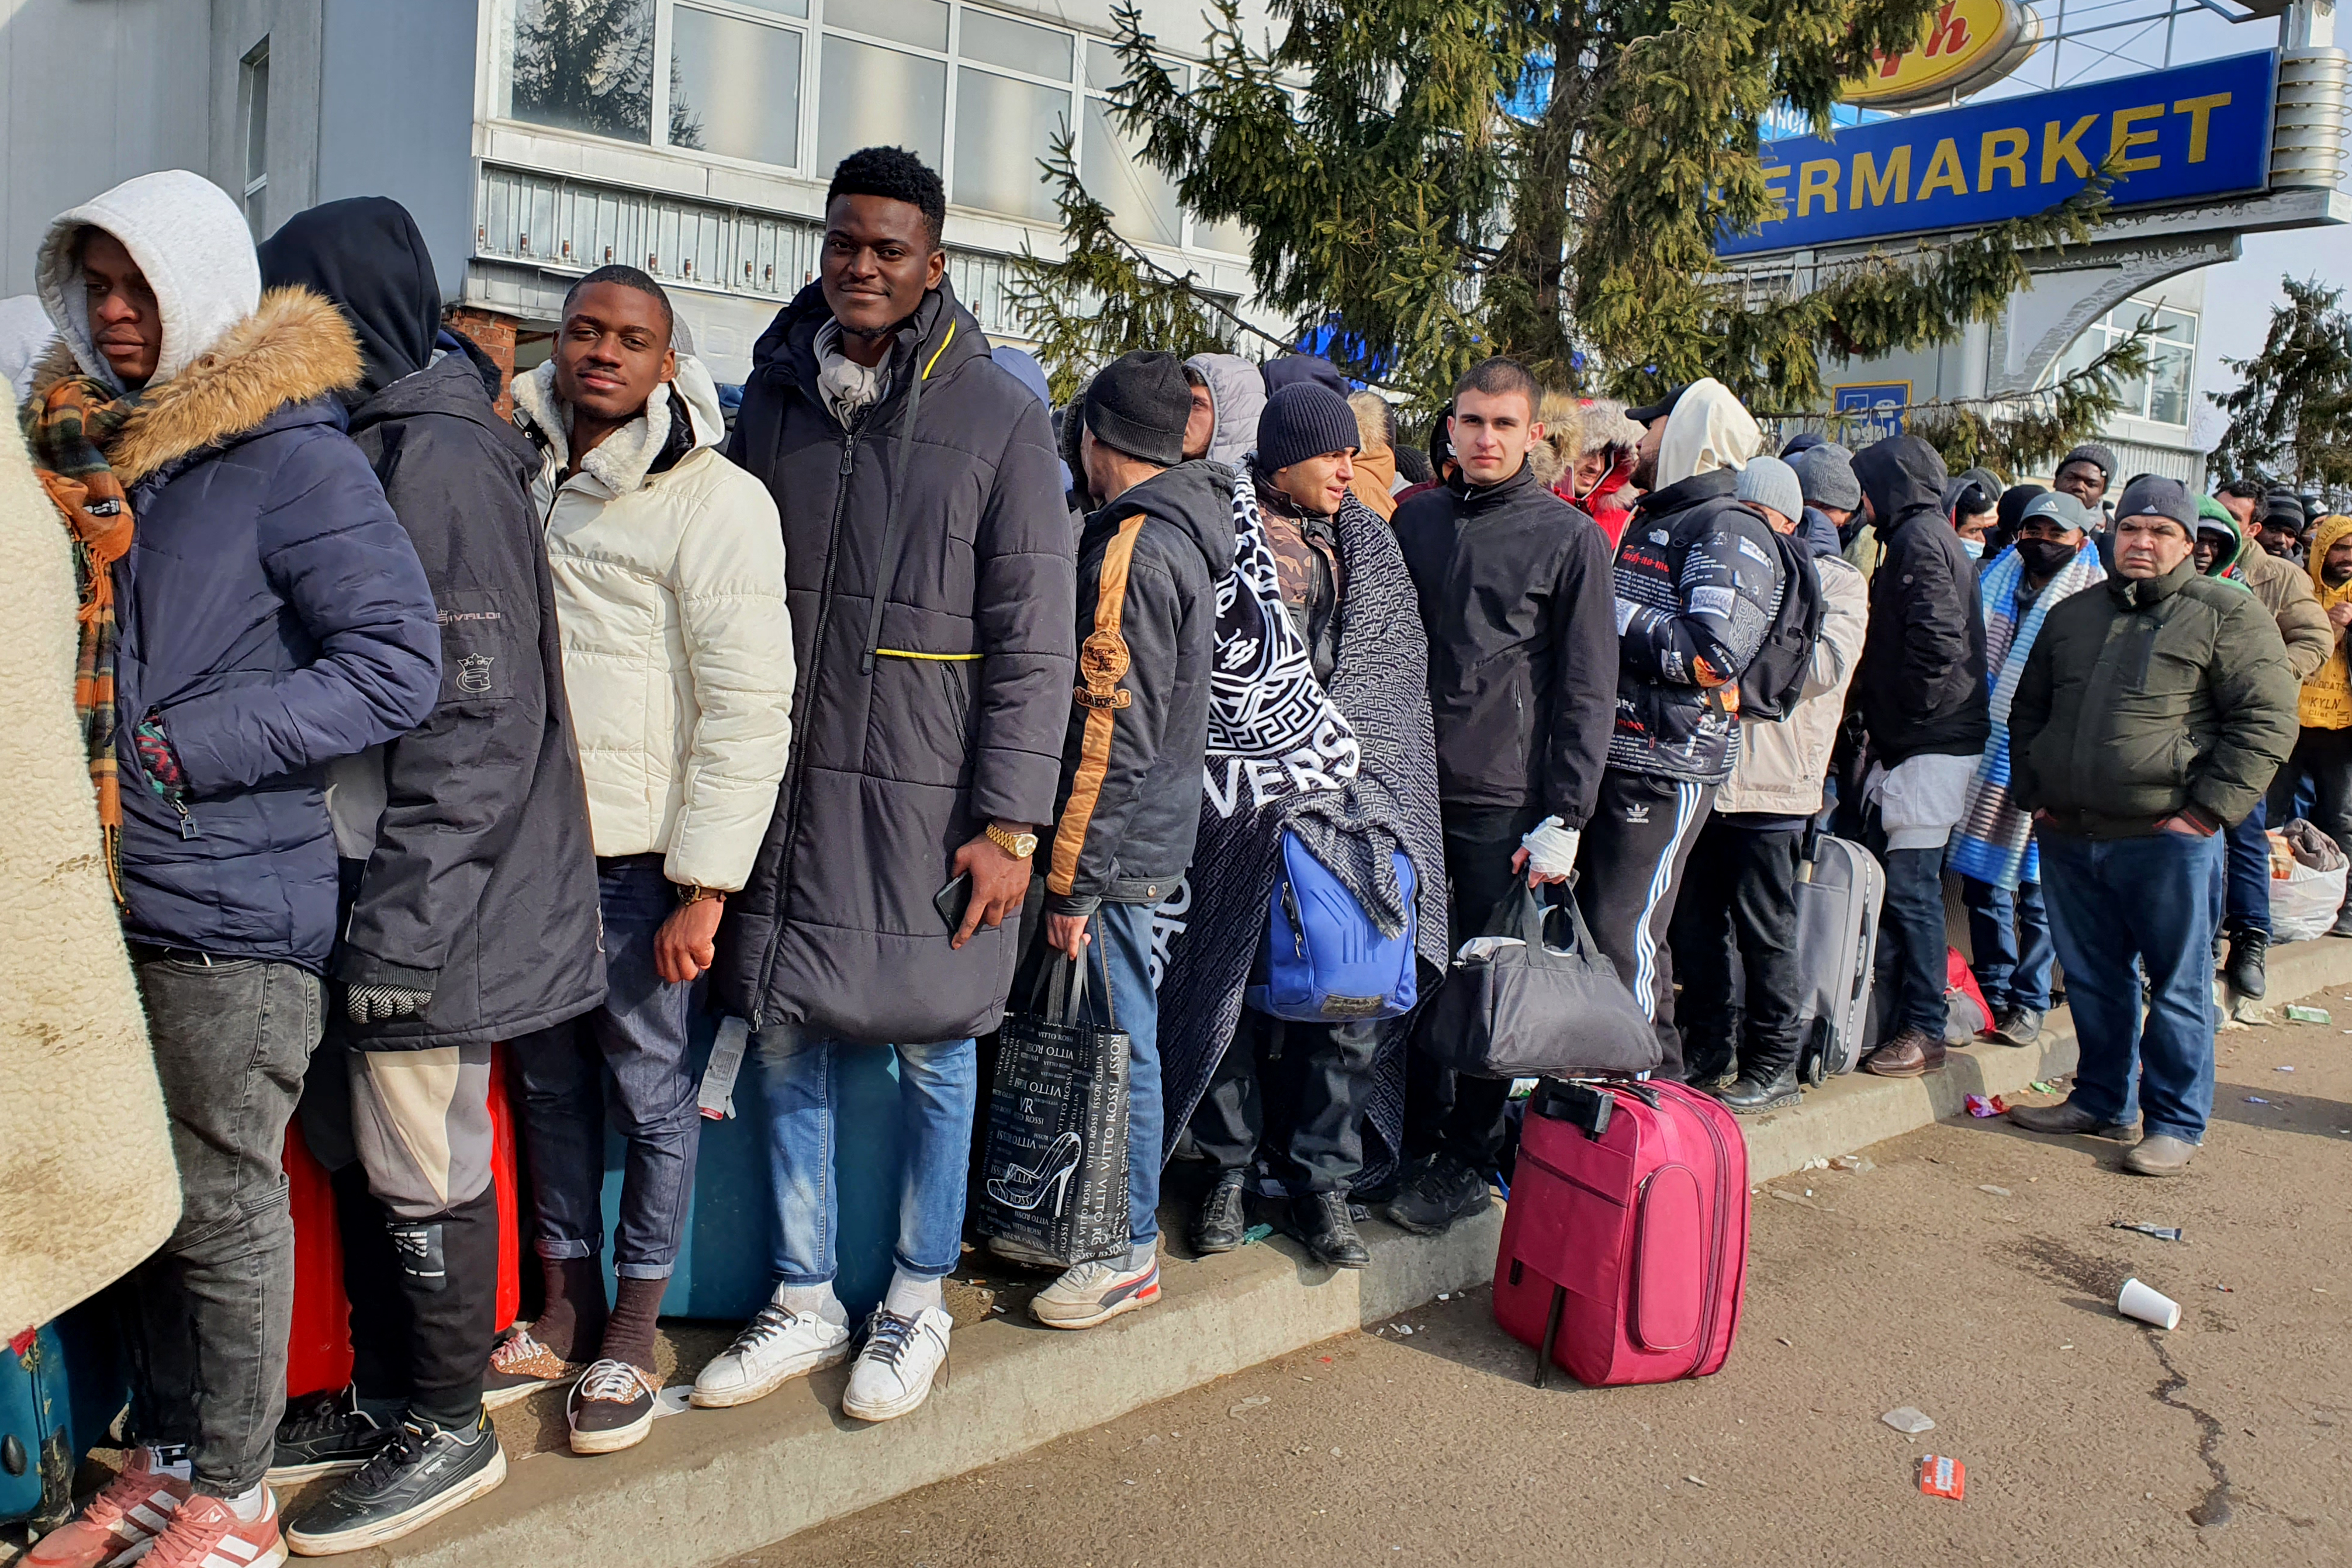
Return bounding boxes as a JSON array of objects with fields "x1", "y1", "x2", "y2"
[
  {"x1": 1670, "y1": 819, "x2": 1805, "y2": 1081},
  {"x1": 1406, "y1": 802, "x2": 1542, "y2": 1170},
  {"x1": 1873, "y1": 842, "x2": 1950, "y2": 1039},
  {"x1": 1572, "y1": 770, "x2": 1716, "y2": 1079},
  {"x1": 125, "y1": 951, "x2": 322, "y2": 1496},
  {"x1": 1961, "y1": 875, "x2": 2054, "y2": 1016},
  {"x1": 2220, "y1": 799, "x2": 2271, "y2": 937},
  {"x1": 2267, "y1": 725, "x2": 2352, "y2": 917},
  {"x1": 1192, "y1": 1009, "x2": 1383, "y2": 1193},
  {"x1": 2039, "y1": 828, "x2": 2223, "y2": 1144},
  {"x1": 511, "y1": 854, "x2": 701, "y2": 1280}
]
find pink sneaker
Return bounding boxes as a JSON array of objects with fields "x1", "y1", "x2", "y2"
[
  {"x1": 140, "y1": 1492, "x2": 285, "y2": 1568},
  {"x1": 27, "y1": 1447, "x2": 191, "y2": 1568}
]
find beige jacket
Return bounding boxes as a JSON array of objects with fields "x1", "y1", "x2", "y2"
[
  {"x1": 516, "y1": 361, "x2": 793, "y2": 892},
  {"x1": 0, "y1": 385, "x2": 180, "y2": 1337},
  {"x1": 1716, "y1": 551, "x2": 1870, "y2": 817}
]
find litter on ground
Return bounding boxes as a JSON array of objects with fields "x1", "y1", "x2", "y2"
[{"x1": 1881, "y1": 1406, "x2": 1935, "y2": 1435}]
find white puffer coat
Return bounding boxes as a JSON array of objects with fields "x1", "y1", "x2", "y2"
[{"x1": 514, "y1": 359, "x2": 791, "y2": 891}]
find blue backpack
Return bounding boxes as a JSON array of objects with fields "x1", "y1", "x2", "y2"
[{"x1": 1246, "y1": 831, "x2": 1419, "y2": 1022}]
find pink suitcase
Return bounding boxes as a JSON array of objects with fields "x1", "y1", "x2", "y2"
[{"x1": 1493, "y1": 1078, "x2": 1748, "y2": 1387}]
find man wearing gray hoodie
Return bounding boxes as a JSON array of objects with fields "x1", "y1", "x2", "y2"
[{"x1": 23, "y1": 172, "x2": 438, "y2": 1568}]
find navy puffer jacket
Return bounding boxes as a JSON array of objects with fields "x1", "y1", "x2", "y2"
[{"x1": 31, "y1": 290, "x2": 441, "y2": 968}]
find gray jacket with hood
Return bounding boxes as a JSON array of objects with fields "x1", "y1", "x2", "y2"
[
  {"x1": 1046, "y1": 459, "x2": 1238, "y2": 916},
  {"x1": 1185, "y1": 353, "x2": 1266, "y2": 467},
  {"x1": 721, "y1": 279, "x2": 1076, "y2": 1044}
]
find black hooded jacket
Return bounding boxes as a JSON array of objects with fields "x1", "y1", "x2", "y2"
[
  {"x1": 258, "y1": 197, "x2": 606, "y2": 1047},
  {"x1": 1046, "y1": 460, "x2": 1238, "y2": 915},
  {"x1": 1392, "y1": 461, "x2": 1617, "y2": 826},
  {"x1": 1851, "y1": 436, "x2": 1990, "y2": 766},
  {"x1": 720, "y1": 279, "x2": 1076, "y2": 1044}
]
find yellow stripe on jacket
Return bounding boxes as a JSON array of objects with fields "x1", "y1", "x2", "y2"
[{"x1": 1049, "y1": 514, "x2": 1146, "y2": 898}]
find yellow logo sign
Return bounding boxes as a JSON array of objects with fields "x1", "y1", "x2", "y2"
[{"x1": 1843, "y1": 0, "x2": 2038, "y2": 109}]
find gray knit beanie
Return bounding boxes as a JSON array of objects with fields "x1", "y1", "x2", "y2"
[
  {"x1": 1793, "y1": 442, "x2": 1862, "y2": 511},
  {"x1": 1735, "y1": 455, "x2": 1804, "y2": 524}
]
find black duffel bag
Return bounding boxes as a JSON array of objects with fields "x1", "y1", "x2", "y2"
[
  {"x1": 1417, "y1": 881, "x2": 1662, "y2": 1079},
  {"x1": 976, "y1": 957, "x2": 1132, "y2": 1268}
]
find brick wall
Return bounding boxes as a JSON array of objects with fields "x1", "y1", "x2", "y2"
[{"x1": 447, "y1": 307, "x2": 519, "y2": 420}]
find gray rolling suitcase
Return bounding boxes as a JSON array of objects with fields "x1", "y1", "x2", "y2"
[{"x1": 1791, "y1": 826, "x2": 1883, "y2": 1084}]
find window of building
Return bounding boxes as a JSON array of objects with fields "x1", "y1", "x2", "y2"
[
  {"x1": 240, "y1": 40, "x2": 269, "y2": 239},
  {"x1": 2049, "y1": 300, "x2": 2198, "y2": 428},
  {"x1": 490, "y1": 0, "x2": 1248, "y2": 255}
]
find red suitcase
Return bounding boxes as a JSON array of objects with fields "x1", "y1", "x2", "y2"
[
  {"x1": 285, "y1": 1044, "x2": 527, "y2": 1398},
  {"x1": 1493, "y1": 1078, "x2": 1748, "y2": 1388}
]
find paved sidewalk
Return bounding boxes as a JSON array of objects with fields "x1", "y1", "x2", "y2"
[{"x1": 18, "y1": 940, "x2": 2344, "y2": 1568}]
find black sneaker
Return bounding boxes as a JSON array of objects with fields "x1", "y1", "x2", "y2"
[
  {"x1": 1192, "y1": 1171, "x2": 1249, "y2": 1254},
  {"x1": 266, "y1": 1385, "x2": 397, "y2": 1483},
  {"x1": 567, "y1": 1359, "x2": 661, "y2": 1455},
  {"x1": 1379, "y1": 1154, "x2": 1490, "y2": 1236},
  {"x1": 1286, "y1": 1192, "x2": 1371, "y2": 1269},
  {"x1": 284, "y1": 1411, "x2": 506, "y2": 1556}
]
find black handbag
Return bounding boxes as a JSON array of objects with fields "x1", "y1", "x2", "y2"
[
  {"x1": 1417, "y1": 881, "x2": 1663, "y2": 1080},
  {"x1": 976, "y1": 957, "x2": 1132, "y2": 1268}
]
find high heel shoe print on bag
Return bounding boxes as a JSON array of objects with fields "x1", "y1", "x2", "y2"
[{"x1": 986, "y1": 1132, "x2": 1084, "y2": 1214}]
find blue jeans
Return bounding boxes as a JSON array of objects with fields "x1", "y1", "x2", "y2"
[
  {"x1": 2039, "y1": 828, "x2": 2223, "y2": 1144},
  {"x1": 1879, "y1": 844, "x2": 1950, "y2": 1038},
  {"x1": 1078, "y1": 902, "x2": 1164, "y2": 1247},
  {"x1": 511, "y1": 854, "x2": 701, "y2": 1279},
  {"x1": 1962, "y1": 875, "x2": 2054, "y2": 1015},
  {"x1": 759, "y1": 1033, "x2": 977, "y2": 1285},
  {"x1": 2218, "y1": 798, "x2": 2270, "y2": 936}
]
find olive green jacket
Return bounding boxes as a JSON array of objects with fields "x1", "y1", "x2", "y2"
[{"x1": 2011, "y1": 558, "x2": 2298, "y2": 837}]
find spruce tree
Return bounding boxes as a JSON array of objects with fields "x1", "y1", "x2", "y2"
[
  {"x1": 1014, "y1": 0, "x2": 2131, "y2": 442},
  {"x1": 2209, "y1": 277, "x2": 2352, "y2": 507}
]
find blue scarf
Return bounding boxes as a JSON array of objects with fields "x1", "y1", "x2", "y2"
[{"x1": 1947, "y1": 538, "x2": 2105, "y2": 891}]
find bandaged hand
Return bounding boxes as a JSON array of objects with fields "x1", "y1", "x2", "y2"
[{"x1": 1515, "y1": 815, "x2": 1581, "y2": 885}]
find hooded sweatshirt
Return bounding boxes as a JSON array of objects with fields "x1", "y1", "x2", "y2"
[
  {"x1": 1607, "y1": 379, "x2": 1784, "y2": 784},
  {"x1": 1185, "y1": 351, "x2": 1266, "y2": 468},
  {"x1": 0, "y1": 293, "x2": 56, "y2": 401},
  {"x1": 1851, "y1": 435, "x2": 1990, "y2": 766},
  {"x1": 2302, "y1": 514, "x2": 2352, "y2": 729},
  {"x1": 258, "y1": 196, "x2": 605, "y2": 1046},
  {"x1": 30, "y1": 171, "x2": 440, "y2": 967},
  {"x1": 1046, "y1": 459, "x2": 1239, "y2": 915}
]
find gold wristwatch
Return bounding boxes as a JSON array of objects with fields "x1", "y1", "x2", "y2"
[
  {"x1": 676, "y1": 882, "x2": 727, "y2": 906},
  {"x1": 985, "y1": 821, "x2": 1039, "y2": 860}
]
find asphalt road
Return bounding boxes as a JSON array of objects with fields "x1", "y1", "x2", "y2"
[{"x1": 731, "y1": 985, "x2": 2352, "y2": 1568}]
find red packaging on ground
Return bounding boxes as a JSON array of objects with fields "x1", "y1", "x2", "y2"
[{"x1": 1919, "y1": 1455, "x2": 1967, "y2": 1500}]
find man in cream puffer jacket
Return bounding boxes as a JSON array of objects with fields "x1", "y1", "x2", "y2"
[
  {"x1": 497, "y1": 268, "x2": 793, "y2": 1458},
  {"x1": 1669, "y1": 461, "x2": 1870, "y2": 1113}
]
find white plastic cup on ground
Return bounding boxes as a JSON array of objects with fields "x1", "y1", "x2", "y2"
[{"x1": 2118, "y1": 1277, "x2": 2181, "y2": 1330}]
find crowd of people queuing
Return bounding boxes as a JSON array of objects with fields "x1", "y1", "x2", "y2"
[{"x1": 6, "y1": 144, "x2": 2333, "y2": 1566}]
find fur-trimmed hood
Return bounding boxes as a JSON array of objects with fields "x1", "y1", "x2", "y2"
[
  {"x1": 27, "y1": 288, "x2": 362, "y2": 486},
  {"x1": 510, "y1": 356, "x2": 726, "y2": 496}
]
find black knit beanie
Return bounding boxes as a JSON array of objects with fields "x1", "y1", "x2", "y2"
[
  {"x1": 1257, "y1": 383, "x2": 1361, "y2": 475},
  {"x1": 1084, "y1": 351, "x2": 1191, "y2": 466}
]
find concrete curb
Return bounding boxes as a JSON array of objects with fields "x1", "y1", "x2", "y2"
[{"x1": 369, "y1": 1204, "x2": 1506, "y2": 1568}]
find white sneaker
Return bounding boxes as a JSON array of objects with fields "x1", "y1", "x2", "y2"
[
  {"x1": 841, "y1": 1306, "x2": 952, "y2": 1422},
  {"x1": 690, "y1": 1301, "x2": 852, "y2": 1409},
  {"x1": 985, "y1": 1233, "x2": 1062, "y2": 1271},
  {"x1": 1031, "y1": 1254, "x2": 1161, "y2": 1330}
]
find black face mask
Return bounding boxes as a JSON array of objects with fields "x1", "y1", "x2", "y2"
[{"x1": 2014, "y1": 537, "x2": 2077, "y2": 578}]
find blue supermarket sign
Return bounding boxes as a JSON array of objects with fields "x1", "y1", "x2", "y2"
[{"x1": 1721, "y1": 50, "x2": 2277, "y2": 257}]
